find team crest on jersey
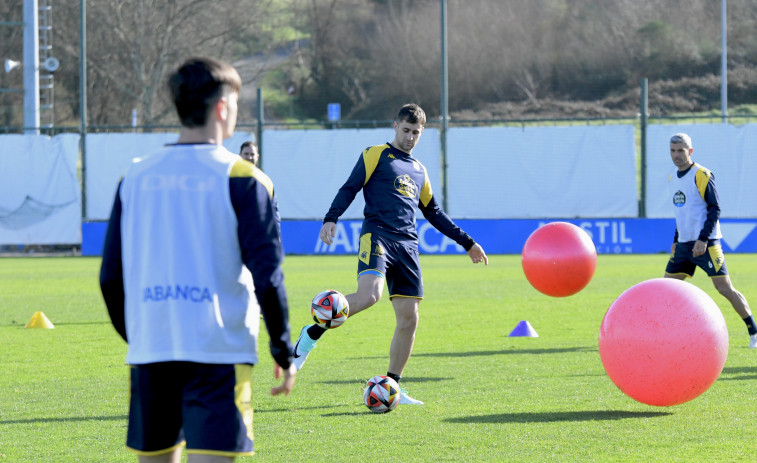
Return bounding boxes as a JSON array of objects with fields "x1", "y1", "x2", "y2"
[
  {"x1": 394, "y1": 174, "x2": 417, "y2": 198},
  {"x1": 673, "y1": 190, "x2": 686, "y2": 207},
  {"x1": 372, "y1": 243, "x2": 385, "y2": 257}
]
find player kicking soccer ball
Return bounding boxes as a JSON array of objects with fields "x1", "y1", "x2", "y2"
[{"x1": 293, "y1": 104, "x2": 488, "y2": 405}]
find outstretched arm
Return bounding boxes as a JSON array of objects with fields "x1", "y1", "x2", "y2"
[
  {"x1": 419, "y1": 194, "x2": 475, "y2": 248},
  {"x1": 419, "y1": 197, "x2": 487, "y2": 264}
]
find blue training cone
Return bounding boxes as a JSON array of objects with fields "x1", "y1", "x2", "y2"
[{"x1": 508, "y1": 320, "x2": 538, "y2": 337}]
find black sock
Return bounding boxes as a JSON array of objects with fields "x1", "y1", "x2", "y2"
[
  {"x1": 307, "y1": 324, "x2": 326, "y2": 340},
  {"x1": 743, "y1": 315, "x2": 757, "y2": 335},
  {"x1": 387, "y1": 372, "x2": 401, "y2": 384}
]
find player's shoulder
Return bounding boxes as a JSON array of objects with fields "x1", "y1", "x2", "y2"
[
  {"x1": 362, "y1": 143, "x2": 390, "y2": 157},
  {"x1": 692, "y1": 164, "x2": 715, "y2": 186},
  {"x1": 694, "y1": 163, "x2": 713, "y2": 177},
  {"x1": 360, "y1": 144, "x2": 394, "y2": 168},
  {"x1": 230, "y1": 158, "x2": 274, "y2": 197}
]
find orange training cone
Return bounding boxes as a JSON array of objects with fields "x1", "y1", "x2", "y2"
[{"x1": 25, "y1": 311, "x2": 55, "y2": 329}]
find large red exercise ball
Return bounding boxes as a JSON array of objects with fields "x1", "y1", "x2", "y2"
[
  {"x1": 521, "y1": 222, "x2": 597, "y2": 297},
  {"x1": 599, "y1": 278, "x2": 729, "y2": 407}
]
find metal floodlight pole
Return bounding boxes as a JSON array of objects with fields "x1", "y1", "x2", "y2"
[
  {"x1": 23, "y1": 0, "x2": 40, "y2": 133},
  {"x1": 257, "y1": 87, "x2": 264, "y2": 170},
  {"x1": 640, "y1": 78, "x2": 648, "y2": 218},
  {"x1": 440, "y1": 0, "x2": 449, "y2": 211},
  {"x1": 721, "y1": 0, "x2": 727, "y2": 123},
  {"x1": 80, "y1": 0, "x2": 88, "y2": 219}
]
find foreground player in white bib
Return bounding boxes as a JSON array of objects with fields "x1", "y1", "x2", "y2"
[
  {"x1": 664, "y1": 132, "x2": 757, "y2": 348},
  {"x1": 100, "y1": 57, "x2": 296, "y2": 462}
]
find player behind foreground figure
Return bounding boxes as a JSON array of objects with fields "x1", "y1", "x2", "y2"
[
  {"x1": 664, "y1": 132, "x2": 757, "y2": 348},
  {"x1": 239, "y1": 140, "x2": 259, "y2": 165},
  {"x1": 293, "y1": 103, "x2": 488, "y2": 405},
  {"x1": 99, "y1": 57, "x2": 296, "y2": 463}
]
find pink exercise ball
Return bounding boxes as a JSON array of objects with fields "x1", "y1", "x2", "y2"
[
  {"x1": 599, "y1": 278, "x2": 729, "y2": 407},
  {"x1": 521, "y1": 222, "x2": 597, "y2": 297}
]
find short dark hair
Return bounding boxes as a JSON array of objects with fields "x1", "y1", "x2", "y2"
[
  {"x1": 168, "y1": 57, "x2": 242, "y2": 128},
  {"x1": 239, "y1": 141, "x2": 256, "y2": 152},
  {"x1": 397, "y1": 103, "x2": 426, "y2": 126}
]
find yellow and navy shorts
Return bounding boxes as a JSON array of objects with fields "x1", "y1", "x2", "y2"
[
  {"x1": 126, "y1": 361, "x2": 254, "y2": 458},
  {"x1": 357, "y1": 232, "x2": 423, "y2": 299},
  {"x1": 666, "y1": 239, "x2": 728, "y2": 278}
]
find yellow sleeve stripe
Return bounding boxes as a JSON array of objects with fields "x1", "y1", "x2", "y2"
[
  {"x1": 419, "y1": 166, "x2": 433, "y2": 207},
  {"x1": 230, "y1": 159, "x2": 274, "y2": 198},
  {"x1": 694, "y1": 165, "x2": 711, "y2": 199},
  {"x1": 362, "y1": 145, "x2": 385, "y2": 185}
]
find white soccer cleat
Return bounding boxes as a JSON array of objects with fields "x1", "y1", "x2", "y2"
[
  {"x1": 749, "y1": 334, "x2": 757, "y2": 349},
  {"x1": 293, "y1": 325, "x2": 317, "y2": 371},
  {"x1": 399, "y1": 388, "x2": 424, "y2": 405}
]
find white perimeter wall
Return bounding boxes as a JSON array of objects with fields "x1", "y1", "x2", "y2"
[
  {"x1": 2, "y1": 123, "x2": 756, "y2": 245},
  {"x1": 447, "y1": 125, "x2": 637, "y2": 218},
  {"x1": 0, "y1": 133, "x2": 80, "y2": 243}
]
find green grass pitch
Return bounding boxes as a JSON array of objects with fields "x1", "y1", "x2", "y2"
[{"x1": 1, "y1": 254, "x2": 757, "y2": 462}]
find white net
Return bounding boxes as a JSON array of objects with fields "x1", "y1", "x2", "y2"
[{"x1": 0, "y1": 195, "x2": 77, "y2": 230}]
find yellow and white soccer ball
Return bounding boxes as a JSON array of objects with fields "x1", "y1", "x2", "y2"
[
  {"x1": 310, "y1": 289, "x2": 349, "y2": 329},
  {"x1": 363, "y1": 375, "x2": 400, "y2": 413}
]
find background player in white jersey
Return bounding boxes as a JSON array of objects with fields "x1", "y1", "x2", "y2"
[
  {"x1": 292, "y1": 104, "x2": 488, "y2": 405},
  {"x1": 664, "y1": 132, "x2": 757, "y2": 348},
  {"x1": 100, "y1": 57, "x2": 296, "y2": 462}
]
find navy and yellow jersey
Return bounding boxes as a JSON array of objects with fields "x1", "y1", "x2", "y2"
[
  {"x1": 324, "y1": 143, "x2": 475, "y2": 250},
  {"x1": 668, "y1": 162, "x2": 722, "y2": 243},
  {"x1": 229, "y1": 160, "x2": 292, "y2": 368},
  {"x1": 99, "y1": 144, "x2": 292, "y2": 370}
]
